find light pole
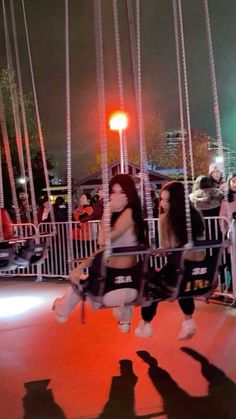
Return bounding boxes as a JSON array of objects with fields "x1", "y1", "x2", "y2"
[{"x1": 109, "y1": 111, "x2": 128, "y2": 173}]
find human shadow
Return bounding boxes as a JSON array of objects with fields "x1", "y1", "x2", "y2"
[
  {"x1": 97, "y1": 359, "x2": 163, "y2": 418},
  {"x1": 137, "y1": 349, "x2": 236, "y2": 419},
  {"x1": 22, "y1": 379, "x2": 66, "y2": 419}
]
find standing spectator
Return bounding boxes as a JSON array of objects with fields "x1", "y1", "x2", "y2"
[
  {"x1": 72, "y1": 193, "x2": 94, "y2": 257},
  {"x1": 209, "y1": 163, "x2": 223, "y2": 189},
  {"x1": 17, "y1": 189, "x2": 33, "y2": 223},
  {"x1": 220, "y1": 172, "x2": 236, "y2": 234},
  {"x1": 0, "y1": 208, "x2": 14, "y2": 239},
  {"x1": 53, "y1": 196, "x2": 68, "y2": 222},
  {"x1": 189, "y1": 175, "x2": 223, "y2": 218},
  {"x1": 37, "y1": 196, "x2": 51, "y2": 223},
  {"x1": 133, "y1": 173, "x2": 153, "y2": 218},
  {"x1": 133, "y1": 173, "x2": 142, "y2": 198},
  {"x1": 90, "y1": 186, "x2": 104, "y2": 221},
  {"x1": 190, "y1": 175, "x2": 225, "y2": 287}
]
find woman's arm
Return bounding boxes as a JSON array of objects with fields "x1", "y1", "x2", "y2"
[
  {"x1": 159, "y1": 214, "x2": 171, "y2": 248},
  {"x1": 219, "y1": 200, "x2": 229, "y2": 235},
  {"x1": 98, "y1": 208, "x2": 134, "y2": 246}
]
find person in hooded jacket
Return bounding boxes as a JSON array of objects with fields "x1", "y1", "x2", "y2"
[
  {"x1": 208, "y1": 163, "x2": 224, "y2": 189},
  {"x1": 190, "y1": 175, "x2": 225, "y2": 286},
  {"x1": 219, "y1": 172, "x2": 236, "y2": 291},
  {"x1": 189, "y1": 175, "x2": 223, "y2": 218}
]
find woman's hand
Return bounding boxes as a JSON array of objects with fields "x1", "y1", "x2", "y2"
[
  {"x1": 151, "y1": 249, "x2": 169, "y2": 257},
  {"x1": 69, "y1": 258, "x2": 92, "y2": 284},
  {"x1": 110, "y1": 194, "x2": 128, "y2": 213},
  {"x1": 69, "y1": 266, "x2": 82, "y2": 284}
]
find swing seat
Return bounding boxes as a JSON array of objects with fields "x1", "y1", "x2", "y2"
[
  {"x1": 143, "y1": 239, "x2": 225, "y2": 304},
  {"x1": 178, "y1": 240, "x2": 224, "y2": 299},
  {"x1": 15, "y1": 243, "x2": 48, "y2": 267},
  {"x1": 0, "y1": 242, "x2": 48, "y2": 272},
  {"x1": 0, "y1": 246, "x2": 20, "y2": 272},
  {"x1": 78, "y1": 246, "x2": 148, "y2": 310}
]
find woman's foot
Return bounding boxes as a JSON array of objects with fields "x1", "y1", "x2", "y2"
[
  {"x1": 134, "y1": 320, "x2": 153, "y2": 337},
  {"x1": 178, "y1": 319, "x2": 196, "y2": 340},
  {"x1": 118, "y1": 322, "x2": 131, "y2": 333},
  {"x1": 52, "y1": 298, "x2": 68, "y2": 323}
]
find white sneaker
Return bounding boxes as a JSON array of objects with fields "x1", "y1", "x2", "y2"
[
  {"x1": 118, "y1": 322, "x2": 131, "y2": 333},
  {"x1": 52, "y1": 298, "x2": 68, "y2": 323},
  {"x1": 134, "y1": 321, "x2": 153, "y2": 337},
  {"x1": 178, "y1": 319, "x2": 196, "y2": 340}
]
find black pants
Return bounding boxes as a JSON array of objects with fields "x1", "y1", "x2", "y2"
[{"x1": 141, "y1": 297, "x2": 195, "y2": 322}]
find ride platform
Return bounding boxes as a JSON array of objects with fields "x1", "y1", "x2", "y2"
[{"x1": 0, "y1": 279, "x2": 236, "y2": 419}]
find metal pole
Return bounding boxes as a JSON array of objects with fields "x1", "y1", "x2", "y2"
[{"x1": 119, "y1": 128, "x2": 124, "y2": 173}]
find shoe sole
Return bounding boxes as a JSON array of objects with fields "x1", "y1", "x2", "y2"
[
  {"x1": 118, "y1": 322, "x2": 131, "y2": 333},
  {"x1": 134, "y1": 330, "x2": 153, "y2": 338},
  {"x1": 178, "y1": 330, "x2": 196, "y2": 340}
]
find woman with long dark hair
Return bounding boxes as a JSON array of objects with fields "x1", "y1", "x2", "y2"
[
  {"x1": 219, "y1": 172, "x2": 236, "y2": 291},
  {"x1": 135, "y1": 181, "x2": 205, "y2": 339},
  {"x1": 53, "y1": 174, "x2": 146, "y2": 332}
]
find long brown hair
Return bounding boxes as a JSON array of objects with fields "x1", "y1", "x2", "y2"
[
  {"x1": 109, "y1": 174, "x2": 146, "y2": 244},
  {"x1": 160, "y1": 181, "x2": 204, "y2": 244}
]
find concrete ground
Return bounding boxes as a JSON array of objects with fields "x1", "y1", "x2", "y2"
[{"x1": 0, "y1": 279, "x2": 236, "y2": 419}]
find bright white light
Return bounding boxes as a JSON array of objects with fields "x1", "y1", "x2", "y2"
[
  {"x1": 109, "y1": 112, "x2": 128, "y2": 131},
  {"x1": 215, "y1": 156, "x2": 224, "y2": 164},
  {"x1": 0, "y1": 296, "x2": 43, "y2": 318},
  {"x1": 18, "y1": 177, "x2": 26, "y2": 185}
]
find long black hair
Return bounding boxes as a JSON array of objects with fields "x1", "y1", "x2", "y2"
[
  {"x1": 160, "y1": 181, "x2": 204, "y2": 244},
  {"x1": 108, "y1": 174, "x2": 146, "y2": 244},
  {"x1": 226, "y1": 172, "x2": 236, "y2": 203}
]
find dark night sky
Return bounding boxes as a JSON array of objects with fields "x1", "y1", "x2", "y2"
[{"x1": 0, "y1": 0, "x2": 236, "y2": 179}]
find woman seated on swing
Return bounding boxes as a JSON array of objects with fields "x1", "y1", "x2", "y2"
[
  {"x1": 53, "y1": 174, "x2": 146, "y2": 333},
  {"x1": 135, "y1": 181, "x2": 205, "y2": 339}
]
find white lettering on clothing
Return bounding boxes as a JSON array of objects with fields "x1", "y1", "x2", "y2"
[{"x1": 114, "y1": 275, "x2": 133, "y2": 284}]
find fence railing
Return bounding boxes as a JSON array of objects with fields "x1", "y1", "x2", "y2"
[{"x1": 1, "y1": 216, "x2": 235, "y2": 299}]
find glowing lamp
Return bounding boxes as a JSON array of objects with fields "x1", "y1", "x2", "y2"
[
  {"x1": 109, "y1": 111, "x2": 128, "y2": 173},
  {"x1": 109, "y1": 112, "x2": 128, "y2": 131}
]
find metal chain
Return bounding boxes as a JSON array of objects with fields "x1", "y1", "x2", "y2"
[
  {"x1": 173, "y1": 0, "x2": 192, "y2": 244},
  {"x1": 2, "y1": 0, "x2": 30, "y2": 221},
  {"x1": 203, "y1": 0, "x2": 229, "y2": 217},
  {"x1": 136, "y1": 0, "x2": 155, "y2": 246},
  {"x1": 112, "y1": 0, "x2": 128, "y2": 173},
  {"x1": 21, "y1": 0, "x2": 55, "y2": 224},
  {"x1": 65, "y1": 0, "x2": 73, "y2": 269},
  {"x1": 204, "y1": 0, "x2": 230, "y2": 216},
  {"x1": 93, "y1": 0, "x2": 111, "y2": 253},
  {"x1": 10, "y1": 0, "x2": 38, "y2": 225},
  {"x1": 0, "y1": 86, "x2": 21, "y2": 224},
  {"x1": 126, "y1": 0, "x2": 139, "y2": 113},
  {"x1": 177, "y1": 0, "x2": 194, "y2": 183}
]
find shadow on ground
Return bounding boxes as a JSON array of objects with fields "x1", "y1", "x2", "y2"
[{"x1": 22, "y1": 349, "x2": 236, "y2": 419}]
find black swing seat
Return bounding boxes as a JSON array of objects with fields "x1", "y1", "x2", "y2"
[
  {"x1": 0, "y1": 242, "x2": 48, "y2": 272},
  {"x1": 0, "y1": 246, "x2": 21, "y2": 272},
  {"x1": 15, "y1": 242, "x2": 48, "y2": 267},
  {"x1": 143, "y1": 239, "x2": 228, "y2": 305},
  {"x1": 77, "y1": 240, "x2": 228, "y2": 323},
  {"x1": 78, "y1": 245, "x2": 149, "y2": 309}
]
